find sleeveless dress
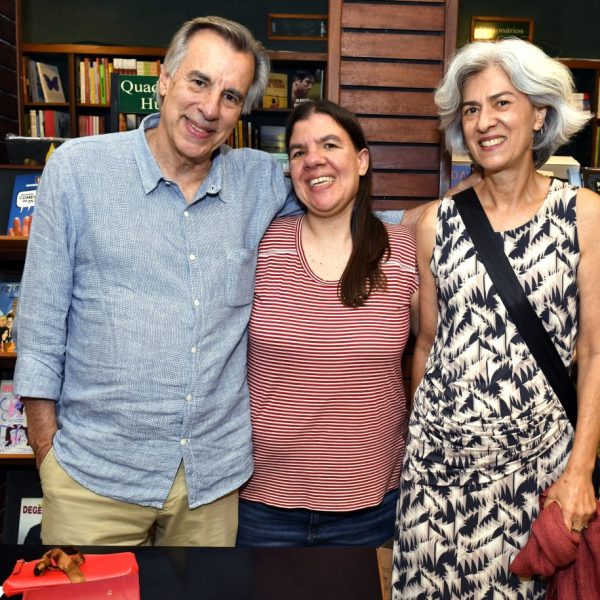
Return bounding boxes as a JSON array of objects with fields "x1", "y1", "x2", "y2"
[{"x1": 392, "y1": 179, "x2": 579, "y2": 600}]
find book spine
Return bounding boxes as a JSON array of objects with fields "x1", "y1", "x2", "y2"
[
  {"x1": 78, "y1": 59, "x2": 85, "y2": 103},
  {"x1": 107, "y1": 61, "x2": 114, "y2": 102},
  {"x1": 43, "y1": 109, "x2": 56, "y2": 137},
  {"x1": 21, "y1": 56, "x2": 29, "y2": 102},
  {"x1": 28, "y1": 109, "x2": 36, "y2": 137},
  {"x1": 83, "y1": 58, "x2": 90, "y2": 104},
  {"x1": 99, "y1": 61, "x2": 106, "y2": 105}
]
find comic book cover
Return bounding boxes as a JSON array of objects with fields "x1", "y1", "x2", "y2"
[
  {"x1": 0, "y1": 380, "x2": 32, "y2": 454},
  {"x1": 0, "y1": 282, "x2": 19, "y2": 353},
  {"x1": 6, "y1": 173, "x2": 40, "y2": 234}
]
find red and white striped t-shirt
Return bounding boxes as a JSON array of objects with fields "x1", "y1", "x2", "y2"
[{"x1": 240, "y1": 215, "x2": 418, "y2": 511}]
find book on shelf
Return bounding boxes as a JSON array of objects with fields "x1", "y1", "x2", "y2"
[
  {"x1": 570, "y1": 91, "x2": 591, "y2": 113},
  {"x1": 78, "y1": 58, "x2": 162, "y2": 105},
  {"x1": 0, "y1": 284, "x2": 19, "y2": 353},
  {"x1": 0, "y1": 380, "x2": 33, "y2": 454},
  {"x1": 262, "y1": 72, "x2": 288, "y2": 109},
  {"x1": 5, "y1": 174, "x2": 40, "y2": 234},
  {"x1": 26, "y1": 109, "x2": 69, "y2": 138},
  {"x1": 226, "y1": 119, "x2": 259, "y2": 149},
  {"x1": 270, "y1": 152, "x2": 290, "y2": 175},
  {"x1": 581, "y1": 166, "x2": 600, "y2": 193},
  {"x1": 78, "y1": 114, "x2": 108, "y2": 136},
  {"x1": 117, "y1": 113, "x2": 144, "y2": 132},
  {"x1": 77, "y1": 57, "x2": 113, "y2": 105},
  {"x1": 36, "y1": 62, "x2": 66, "y2": 103},
  {"x1": 25, "y1": 59, "x2": 44, "y2": 103},
  {"x1": 17, "y1": 498, "x2": 43, "y2": 544},
  {"x1": 290, "y1": 68, "x2": 324, "y2": 108},
  {"x1": 260, "y1": 125, "x2": 286, "y2": 153}
]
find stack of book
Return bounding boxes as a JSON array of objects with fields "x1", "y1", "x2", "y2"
[
  {"x1": 78, "y1": 57, "x2": 162, "y2": 104},
  {"x1": 25, "y1": 109, "x2": 69, "y2": 138}
]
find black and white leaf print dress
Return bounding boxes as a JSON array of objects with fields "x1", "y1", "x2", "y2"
[{"x1": 393, "y1": 179, "x2": 578, "y2": 600}]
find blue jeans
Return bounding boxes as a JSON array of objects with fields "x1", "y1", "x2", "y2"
[{"x1": 236, "y1": 489, "x2": 399, "y2": 547}]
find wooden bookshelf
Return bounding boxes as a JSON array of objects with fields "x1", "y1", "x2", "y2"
[
  {"x1": 0, "y1": 235, "x2": 27, "y2": 263},
  {"x1": 0, "y1": 236, "x2": 25, "y2": 371},
  {"x1": 559, "y1": 58, "x2": 600, "y2": 167},
  {"x1": 19, "y1": 44, "x2": 166, "y2": 137},
  {"x1": 18, "y1": 44, "x2": 327, "y2": 139},
  {"x1": 0, "y1": 233, "x2": 33, "y2": 461}
]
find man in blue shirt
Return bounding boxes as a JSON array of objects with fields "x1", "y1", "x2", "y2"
[{"x1": 14, "y1": 16, "x2": 302, "y2": 546}]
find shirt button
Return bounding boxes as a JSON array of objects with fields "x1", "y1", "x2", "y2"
[
  {"x1": 180, "y1": 439, "x2": 188, "y2": 446},
  {"x1": 189, "y1": 254, "x2": 196, "y2": 261},
  {"x1": 184, "y1": 210, "x2": 190, "y2": 218},
  {"x1": 193, "y1": 299, "x2": 200, "y2": 307},
  {"x1": 186, "y1": 394, "x2": 192, "y2": 402},
  {"x1": 191, "y1": 346, "x2": 197, "y2": 354}
]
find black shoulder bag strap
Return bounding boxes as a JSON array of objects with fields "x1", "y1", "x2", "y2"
[
  {"x1": 453, "y1": 186, "x2": 578, "y2": 425},
  {"x1": 453, "y1": 187, "x2": 600, "y2": 495}
]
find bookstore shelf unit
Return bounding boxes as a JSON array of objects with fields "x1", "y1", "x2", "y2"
[
  {"x1": 19, "y1": 44, "x2": 166, "y2": 138},
  {"x1": 559, "y1": 58, "x2": 600, "y2": 167},
  {"x1": 0, "y1": 235, "x2": 24, "y2": 372},
  {"x1": 18, "y1": 44, "x2": 327, "y2": 139},
  {"x1": 0, "y1": 234, "x2": 30, "y2": 461}
]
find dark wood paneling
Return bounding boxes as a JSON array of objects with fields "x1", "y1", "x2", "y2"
[
  {"x1": 0, "y1": 64, "x2": 16, "y2": 95},
  {"x1": 0, "y1": 114, "x2": 18, "y2": 135},
  {"x1": 330, "y1": 0, "x2": 457, "y2": 198},
  {"x1": 0, "y1": 0, "x2": 16, "y2": 19},
  {"x1": 370, "y1": 145, "x2": 440, "y2": 171},
  {"x1": 340, "y1": 61, "x2": 442, "y2": 89},
  {"x1": 359, "y1": 117, "x2": 440, "y2": 144},
  {"x1": 372, "y1": 172, "x2": 439, "y2": 198},
  {"x1": 327, "y1": 0, "x2": 342, "y2": 103},
  {"x1": 0, "y1": 14, "x2": 15, "y2": 45},
  {"x1": 341, "y1": 32, "x2": 444, "y2": 61},
  {"x1": 371, "y1": 199, "x2": 431, "y2": 211},
  {"x1": 0, "y1": 90, "x2": 17, "y2": 119},
  {"x1": 341, "y1": 89, "x2": 437, "y2": 117},
  {"x1": 342, "y1": 3, "x2": 445, "y2": 31},
  {"x1": 0, "y1": 42, "x2": 15, "y2": 70}
]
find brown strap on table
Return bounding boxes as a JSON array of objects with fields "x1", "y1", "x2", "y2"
[{"x1": 33, "y1": 548, "x2": 86, "y2": 583}]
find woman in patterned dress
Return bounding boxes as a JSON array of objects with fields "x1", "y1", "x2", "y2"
[{"x1": 393, "y1": 38, "x2": 600, "y2": 599}]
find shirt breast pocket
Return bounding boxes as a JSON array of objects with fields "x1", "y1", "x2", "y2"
[{"x1": 226, "y1": 247, "x2": 258, "y2": 307}]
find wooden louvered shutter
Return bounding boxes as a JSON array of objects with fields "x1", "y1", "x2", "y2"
[{"x1": 327, "y1": 0, "x2": 459, "y2": 211}]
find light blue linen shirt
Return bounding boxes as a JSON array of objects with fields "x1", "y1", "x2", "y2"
[{"x1": 14, "y1": 113, "x2": 299, "y2": 508}]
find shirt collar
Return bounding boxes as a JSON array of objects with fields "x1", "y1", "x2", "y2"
[{"x1": 134, "y1": 113, "x2": 226, "y2": 202}]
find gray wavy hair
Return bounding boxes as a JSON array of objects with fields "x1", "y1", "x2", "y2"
[
  {"x1": 158, "y1": 15, "x2": 270, "y2": 114},
  {"x1": 435, "y1": 38, "x2": 590, "y2": 168}
]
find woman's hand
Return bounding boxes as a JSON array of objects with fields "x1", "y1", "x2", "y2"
[{"x1": 543, "y1": 469, "x2": 597, "y2": 532}]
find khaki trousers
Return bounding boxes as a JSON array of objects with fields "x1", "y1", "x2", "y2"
[{"x1": 39, "y1": 448, "x2": 238, "y2": 546}]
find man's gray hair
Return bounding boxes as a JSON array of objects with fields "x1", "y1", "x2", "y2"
[{"x1": 158, "y1": 15, "x2": 270, "y2": 114}]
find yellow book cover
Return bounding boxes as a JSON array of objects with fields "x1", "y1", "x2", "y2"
[{"x1": 262, "y1": 72, "x2": 288, "y2": 109}]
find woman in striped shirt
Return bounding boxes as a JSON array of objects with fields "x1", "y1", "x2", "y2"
[{"x1": 237, "y1": 100, "x2": 419, "y2": 546}]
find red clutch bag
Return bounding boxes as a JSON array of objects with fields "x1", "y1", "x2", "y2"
[{"x1": 2, "y1": 548, "x2": 140, "y2": 600}]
